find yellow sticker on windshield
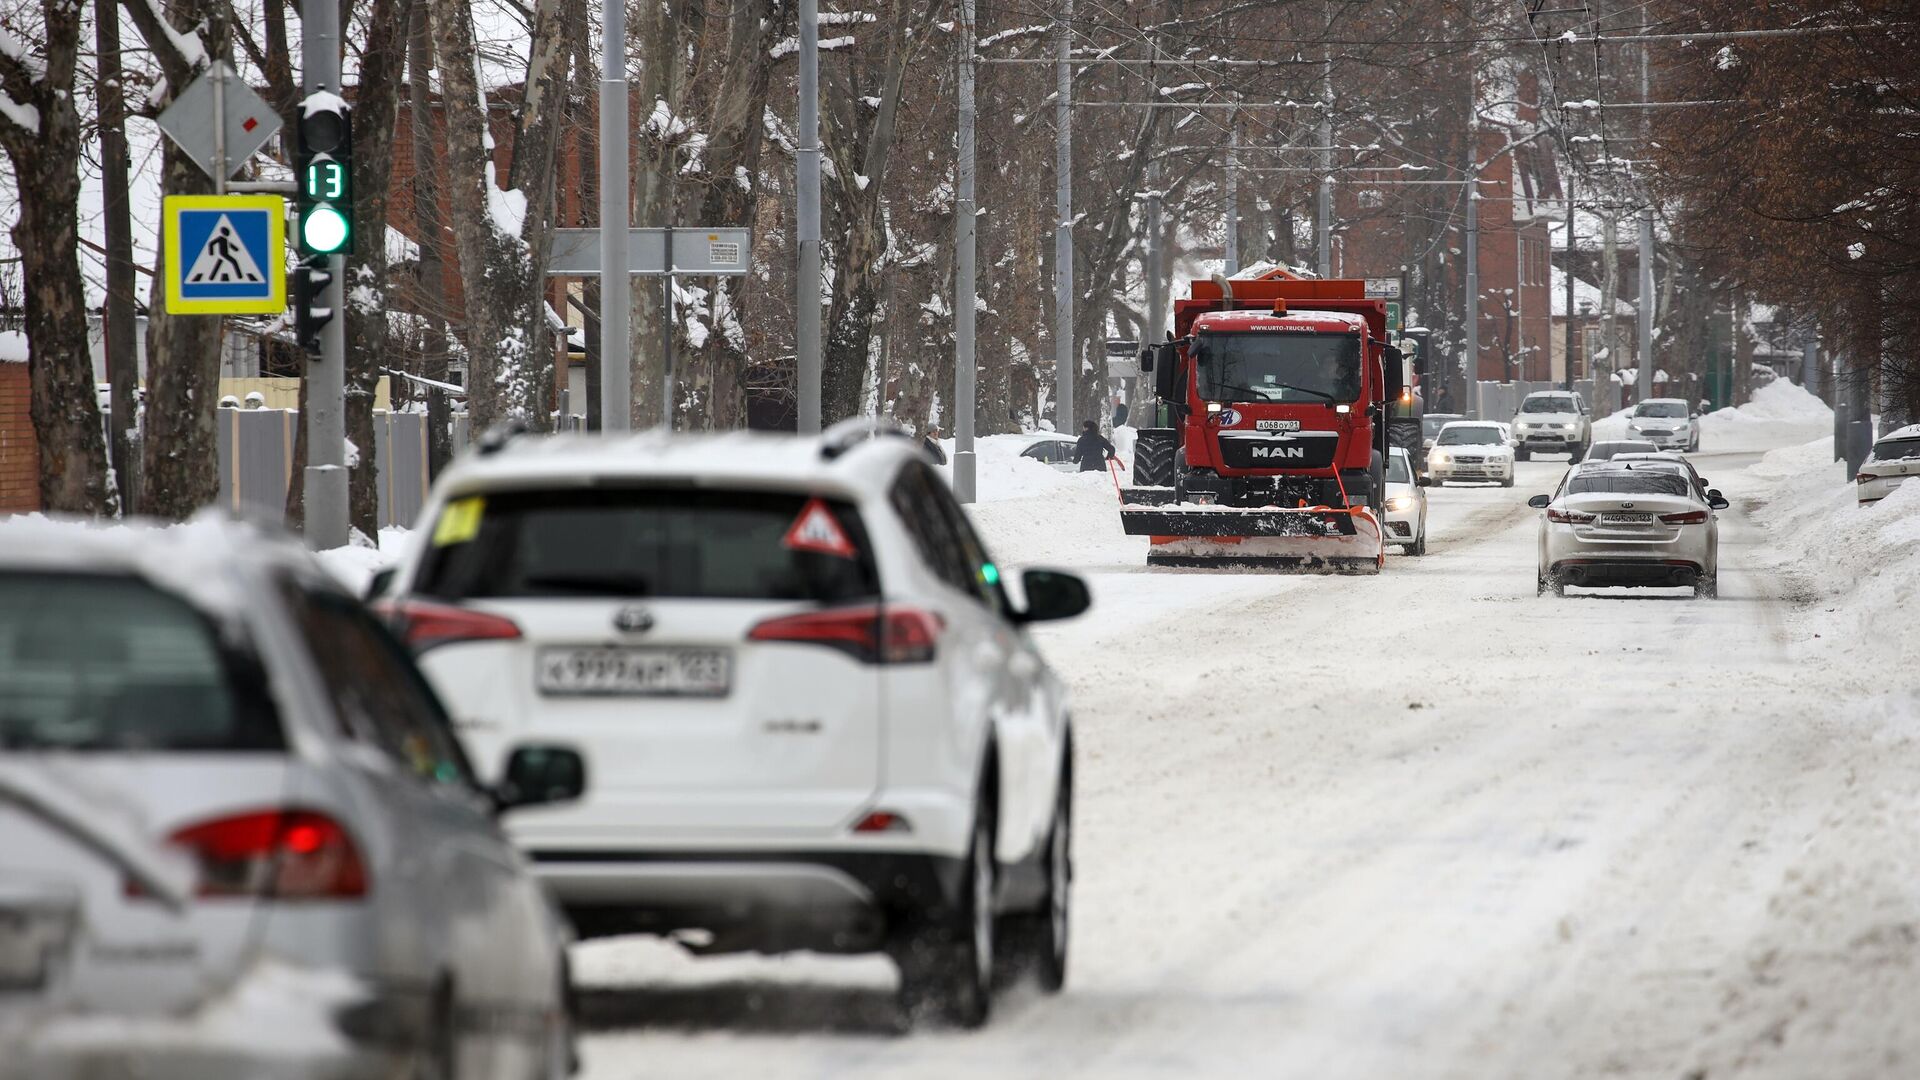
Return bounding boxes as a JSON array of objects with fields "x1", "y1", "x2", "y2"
[{"x1": 432, "y1": 497, "x2": 485, "y2": 546}]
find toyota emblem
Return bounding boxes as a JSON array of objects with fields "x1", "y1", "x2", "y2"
[{"x1": 613, "y1": 606, "x2": 655, "y2": 633}]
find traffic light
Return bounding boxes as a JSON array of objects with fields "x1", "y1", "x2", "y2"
[
  {"x1": 296, "y1": 97, "x2": 353, "y2": 256},
  {"x1": 291, "y1": 261, "x2": 334, "y2": 353}
]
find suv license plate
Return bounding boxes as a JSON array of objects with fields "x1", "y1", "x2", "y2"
[
  {"x1": 538, "y1": 647, "x2": 732, "y2": 697},
  {"x1": 1255, "y1": 419, "x2": 1301, "y2": 431},
  {"x1": 1603, "y1": 513, "x2": 1655, "y2": 524}
]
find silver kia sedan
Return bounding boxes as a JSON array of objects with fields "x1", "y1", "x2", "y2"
[
  {"x1": 1529, "y1": 461, "x2": 1729, "y2": 598},
  {"x1": 0, "y1": 516, "x2": 586, "y2": 1079}
]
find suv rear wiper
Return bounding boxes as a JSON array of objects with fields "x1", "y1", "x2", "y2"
[{"x1": 520, "y1": 572, "x2": 652, "y2": 596}]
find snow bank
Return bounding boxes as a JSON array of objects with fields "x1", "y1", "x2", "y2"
[
  {"x1": 313, "y1": 526, "x2": 412, "y2": 595},
  {"x1": 932, "y1": 432, "x2": 1125, "y2": 505},
  {"x1": 0, "y1": 329, "x2": 25, "y2": 362},
  {"x1": 1591, "y1": 379, "x2": 1832, "y2": 452},
  {"x1": 1740, "y1": 436, "x2": 1920, "y2": 664}
]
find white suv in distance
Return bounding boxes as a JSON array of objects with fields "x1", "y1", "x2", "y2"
[
  {"x1": 1512, "y1": 390, "x2": 1592, "y2": 460},
  {"x1": 1427, "y1": 421, "x2": 1516, "y2": 486},
  {"x1": 1624, "y1": 397, "x2": 1701, "y2": 452},
  {"x1": 375, "y1": 422, "x2": 1090, "y2": 1028}
]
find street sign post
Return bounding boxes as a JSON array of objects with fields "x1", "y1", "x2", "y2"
[
  {"x1": 1363, "y1": 276, "x2": 1402, "y2": 299},
  {"x1": 162, "y1": 194, "x2": 286, "y2": 315},
  {"x1": 156, "y1": 62, "x2": 281, "y2": 185},
  {"x1": 547, "y1": 228, "x2": 752, "y2": 276}
]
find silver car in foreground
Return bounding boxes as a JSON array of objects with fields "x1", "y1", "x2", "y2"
[
  {"x1": 0, "y1": 516, "x2": 585, "y2": 1079},
  {"x1": 1529, "y1": 461, "x2": 1730, "y2": 598}
]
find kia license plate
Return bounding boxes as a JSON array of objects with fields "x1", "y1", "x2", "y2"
[
  {"x1": 1255, "y1": 419, "x2": 1301, "y2": 431},
  {"x1": 538, "y1": 647, "x2": 731, "y2": 697},
  {"x1": 1603, "y1": 512, "x2": 1655, "y2": 525}
]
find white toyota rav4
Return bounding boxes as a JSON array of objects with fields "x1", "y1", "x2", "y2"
[{"x1": 374, "y1": 421, "x2": 1089, "y2": 1028}]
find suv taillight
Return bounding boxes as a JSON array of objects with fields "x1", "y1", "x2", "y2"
[
  {"x1": 748, "y1": 605, "x2": 942, "y2": 664},
  {"x1": 1546, "y1": 507, "x2": 1596, "y2": 524},
  {"x1": 139, "y1": 810, "x2": 367, "y2": 900},
  {"x1": 372, "y1": 598, "x2": 521, "y2": 652}
]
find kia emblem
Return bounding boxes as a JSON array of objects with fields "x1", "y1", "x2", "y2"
[
  {"x1": 613, "y1": 606, "x2": 655, "y2": 633},
  {"x1": 1621, "y1": 502, "x2": 1635, "y2": 509}
]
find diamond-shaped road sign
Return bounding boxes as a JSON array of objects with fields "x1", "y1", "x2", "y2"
[{"x1": 157, "y1": 62, "x2": 283, "y2": 182}]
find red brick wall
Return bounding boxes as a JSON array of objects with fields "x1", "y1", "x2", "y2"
[{"x1": 0, "y1": 362, "x2": 40, "y2": 514}]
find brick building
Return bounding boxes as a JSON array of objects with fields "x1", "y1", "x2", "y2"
[{"x1": 0, "y1": 347, "x2": 38, "y2": 513}]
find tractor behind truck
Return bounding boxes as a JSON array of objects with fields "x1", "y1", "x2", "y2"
[{"x1": 1121, "y1": 268, "x2": 1410, "y2": 572}]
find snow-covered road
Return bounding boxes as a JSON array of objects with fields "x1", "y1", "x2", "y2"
[{"x1": 574, "y1": 435, "x2": 1920, "y2": 1078}]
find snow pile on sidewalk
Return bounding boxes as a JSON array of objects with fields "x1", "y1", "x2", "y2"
[
  {"x1": 313, "y1": 526, "x2": 411, "y2": 595},
  {"x1": 1591, "y1": 379, "x2": 1832, "y2": 451},
  {"x1": 1737, "y1": 434, "x2": 1920, "y2": 666},
  {"x1": 929, "y1": 433, "x2": 1145, "y2": 569}
]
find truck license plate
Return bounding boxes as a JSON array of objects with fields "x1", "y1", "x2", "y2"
[
  {"x1": 538, "y1": 647, "x2": 732, "y2": 697},
  {"x1": 1255, "y1": 419, "x2": 1301, "y2": 431}
]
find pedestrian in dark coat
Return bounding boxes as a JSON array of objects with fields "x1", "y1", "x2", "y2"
[
  {"x1": 921, "y1": 425, "x2": 948, "y2": 465},
  {"x1": 1073, "y1": 420, "x2": 1116, "y2": 472}
]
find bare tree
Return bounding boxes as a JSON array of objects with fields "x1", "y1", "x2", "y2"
[{"x1": 0, "y1": 0, "x2": 112, "y2": 511}]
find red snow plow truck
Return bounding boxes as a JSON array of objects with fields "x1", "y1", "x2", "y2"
[{"x1": 1122, "y1": 268, "x2": 1409, "y2": 572}]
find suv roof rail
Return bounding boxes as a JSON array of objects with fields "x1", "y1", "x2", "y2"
[{"x1": 820, "y1": 418, "x2": 916, "y2": 461}]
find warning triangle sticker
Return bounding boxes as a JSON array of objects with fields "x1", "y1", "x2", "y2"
[
  {"x1": 783, "y1": 498, "x2": 858, "y2": 559},
  {"x1": 184, "y1": 214, "x2": 267, "y2": 284}
]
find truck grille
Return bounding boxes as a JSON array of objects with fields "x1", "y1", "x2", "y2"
[{"x1": 1216, "y1": 435, "x2": 1340, "y2": 470}]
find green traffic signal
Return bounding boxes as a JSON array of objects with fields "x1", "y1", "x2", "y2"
[{"x1": 301, "y1": 204, "x2": 351, "y2": 255}]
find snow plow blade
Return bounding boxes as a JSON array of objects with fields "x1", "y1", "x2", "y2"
[{"x1": 1120, "y1": 503, "x2": 1385, "y2": 573}]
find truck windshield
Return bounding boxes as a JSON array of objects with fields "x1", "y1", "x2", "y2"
[{"x1": 1196, "y1": 332, "x2": 1362, "y2": 404}]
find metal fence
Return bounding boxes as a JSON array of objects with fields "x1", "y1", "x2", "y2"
[{"x1": 214, "y1": 408, "x2": 432, "y2": 531}]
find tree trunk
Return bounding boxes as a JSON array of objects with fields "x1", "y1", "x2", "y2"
[
  {"x1": 430, "y1": 0, "x2": 550, "y2": 434},
  {"x1": 627, "y1": 0, "x2": 690, "y2": 428},
  {"x1": 407, "y1": 0, "x2": 455, "y2": 471},
  {"x1": 686, "y1": 0, "x2": 778, "y2": 430},
  {"x1": 125, "y1": 0, "x2": 228, "y2": 521},
  {"x1": 506, "y1": 0, "x2": 576, "y2": 432},
  {"x1": 0, "y1": 0, "x2": 110, "y2": 513},
  {"x1": 344, "y1": 0, "x2": 416, "y2": 537},
  {"x1": 95, "y1": 0, "x2": 138, "y2": 514},
  {"x1": 819, "y1": 0, "x2": 926, "y2": 423}
]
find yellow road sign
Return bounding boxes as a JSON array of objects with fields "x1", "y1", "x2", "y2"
[{"x1": 163, "y1": 194, "x2": 286, "y2": 315}]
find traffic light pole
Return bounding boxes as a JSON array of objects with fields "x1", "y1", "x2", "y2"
[{"x1": 301, "y1": 0, "x2": 348, "y2": 549}]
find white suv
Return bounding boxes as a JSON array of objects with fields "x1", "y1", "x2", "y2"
[
  {"x1": 1512, "y1": 390, "x2": 1592, "y2": 460},
  {"x1": 374, "y1": 421, "x2": 1089, "y2": 1028}
]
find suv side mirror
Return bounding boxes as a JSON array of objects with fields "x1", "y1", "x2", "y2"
[
  {"x1": 365, "y1": 566, "x2": 396, "y2": 601},
  {"x1": 1527, "y1": 494, "x2": 1552, "y2": 509},
  {"x1": 495, "y1": 745, "x2": 587, "y2": 812},
  {"x1": 1015, "y1": 568, "x2": 1091, "y2": 624}
]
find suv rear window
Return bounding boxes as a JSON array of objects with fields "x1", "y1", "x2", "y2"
[
  {"x1": 0, "y1": 573, "x2": 281, "y2": 752},
  {"x1": 415, "y1": 488, "x2": 881, "y2": 602}
]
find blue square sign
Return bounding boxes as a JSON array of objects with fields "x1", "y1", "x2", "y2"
[{"x1": 163, "y1": 195, "x2": 286, "y2": 315}]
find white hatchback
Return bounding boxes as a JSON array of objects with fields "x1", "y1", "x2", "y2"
[{"x1": 376, "y1": 422, "x2": 1091, "y2": 1028}]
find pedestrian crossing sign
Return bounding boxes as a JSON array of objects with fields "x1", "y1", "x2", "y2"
[{"x1": 163, "y1": 194, "x2": 286, "y2": 314}]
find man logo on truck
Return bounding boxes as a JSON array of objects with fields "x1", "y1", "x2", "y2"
[{"x1": 1251, "y1": 445, "x2": 1309, "y2": 460}]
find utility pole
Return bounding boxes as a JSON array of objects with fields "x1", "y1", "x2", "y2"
[
  {"x1": 1465, "y1": 187, "x2": 1480, "y2": 419},
  {"x1": 1801, "y1": 339, "x2": 1819, "y2": 396},
  {"x1": 797, "y1": 0, "x2": 823, "y2": 432},
  {"x1": 1223, "y1": 115, "x2": 1239, "y2": 276},
  {"x1": 301, "y1": 0, "x2": 347, "y2": 549},
  {"x1": 1146, "y1": 158, "x2": 1164, "y2": 348},
  {"x1": 1316, "y1": 37, "x2": 1332, "y2": 277},
  {"x1": 954, "y1": 0, "x2": 977, "y2": 501},
  {"x1": 1637, "y1": 205, "x2": 1654, "y2": 404},
  {"x1": 1054, "y1": 0, "x2": 1074, "y2": 431},
  {"x1": 1563, "y1": 174, "x2": 1576, "y2": 391},
  {"x1": 598, "y1": 0, "x2": 631, "y2": 431}
]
